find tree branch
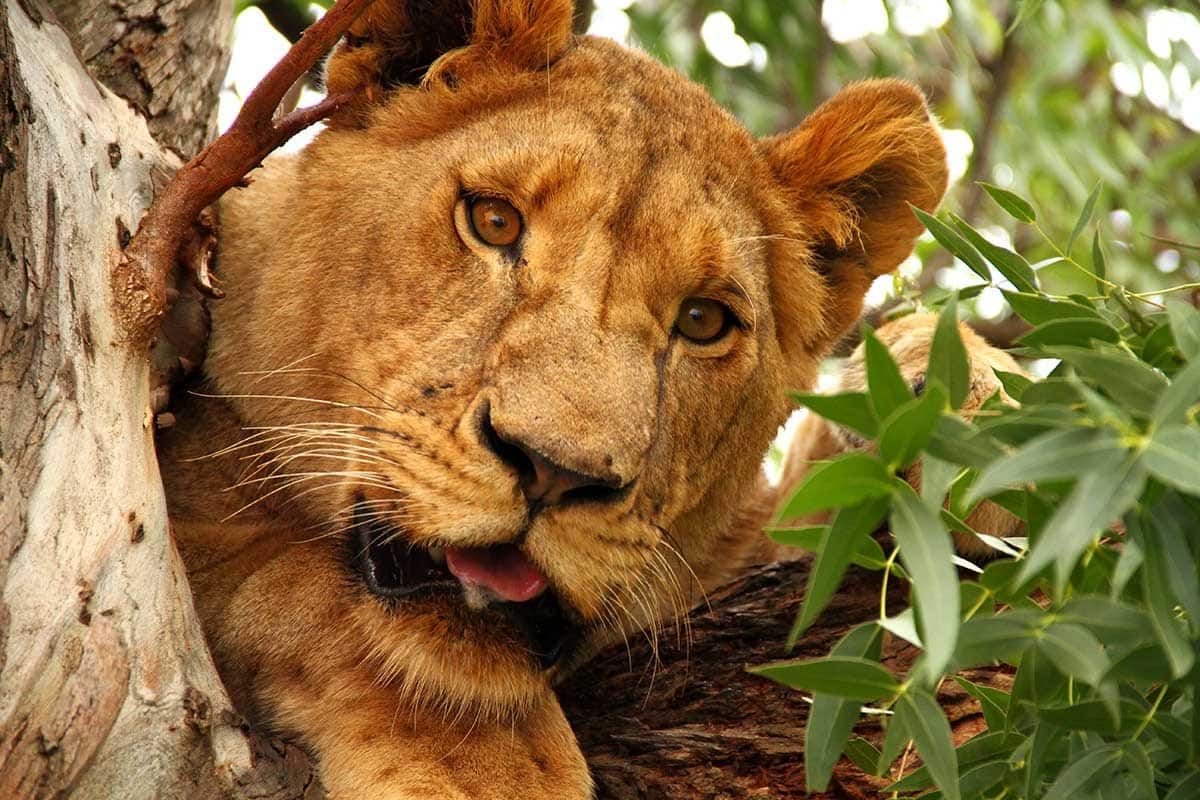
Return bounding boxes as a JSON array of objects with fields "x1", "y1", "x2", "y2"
[{"x1": 111, "y1": 0, "x2": 376, "y2": 348}]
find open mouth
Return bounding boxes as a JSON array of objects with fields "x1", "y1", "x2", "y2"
[{"x1": 350, "y1": 507, "x2": 578, "y2": 669}]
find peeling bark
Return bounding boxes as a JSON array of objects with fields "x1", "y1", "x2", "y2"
[
  {"x1": 0, "y1": 1, "x2": 316, "y2": 797},
  {"x1": 46, "y1": 0, "x2": 232, "y2": 158}
]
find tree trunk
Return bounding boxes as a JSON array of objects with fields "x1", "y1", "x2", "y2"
[{"x1": 0, "y1": 1, "x2": 314, "y2": 797}]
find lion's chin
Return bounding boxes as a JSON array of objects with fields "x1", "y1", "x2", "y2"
[{"x1": 344, "y1": 509, "x2": 585, "y2": 716}]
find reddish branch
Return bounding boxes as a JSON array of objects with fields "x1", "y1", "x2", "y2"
[{"x1": 112, "y1": 0, "x2": 376, "y2": 347}]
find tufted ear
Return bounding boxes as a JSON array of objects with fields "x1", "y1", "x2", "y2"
[
  {"x1": 325, "y1": 0, "x2": 575, "y2": 126},
  {"x1": 762, "y1": 79, "x2": 948, "y2": 338}
]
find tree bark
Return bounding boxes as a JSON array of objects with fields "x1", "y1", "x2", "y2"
[
  {"x1": 0, "y1": 1, "x2": 316, "y2": 797},
  {"x1": 561, "y1": 560, "x2": 1010, "y2": 800}
]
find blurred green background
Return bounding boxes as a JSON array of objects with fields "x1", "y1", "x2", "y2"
[{"x1": 231, "y1": 0, "x2": 1200, "y2": 337}]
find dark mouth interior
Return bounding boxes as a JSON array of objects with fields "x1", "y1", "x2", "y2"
[{"x1": 350, "y1": 510, "x2": 577, "y2": 669}]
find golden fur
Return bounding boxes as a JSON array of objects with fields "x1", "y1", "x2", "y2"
[{"x1": 158, "y1": 1, "x2": 949, "y2": 796}]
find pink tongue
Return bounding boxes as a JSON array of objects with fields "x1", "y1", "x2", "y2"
[{"x1": 445, "y1": 545, "x2": 548, "y2": 603}]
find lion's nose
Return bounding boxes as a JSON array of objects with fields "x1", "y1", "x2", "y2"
[{"x1": 481, "y1": 407, "x2": 623, "y2": 508}]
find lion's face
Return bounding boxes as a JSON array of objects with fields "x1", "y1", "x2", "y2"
[{"x1": 206, "y1": 4, "x2": 946, "y2": 716}]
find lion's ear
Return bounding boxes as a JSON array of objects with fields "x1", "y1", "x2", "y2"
[
  {"x1": 762, "y1": 80, "x2": 948, "y2": 335},
  {"x1": 325, "y1": 0, "x2": 575, "y2": 126}
]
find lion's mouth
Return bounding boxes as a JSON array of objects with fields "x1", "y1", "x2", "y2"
[{"x1": 351, "y1": 509, "x2": 578, "y2": 669}]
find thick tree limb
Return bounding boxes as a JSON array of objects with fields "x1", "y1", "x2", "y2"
[
  {"x1": 111, "y1": 0, "x2": 375, "y2": 348},
  {"x1": 562, "y1": 561, "x2": 1012, "y2": 800}
]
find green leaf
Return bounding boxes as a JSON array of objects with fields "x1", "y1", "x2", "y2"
[
  {"x1": 842, "y1": 737, "x2": 883, "y2": 776},
  {"x1": 1018, "y1": 318, "x2": 1121, "y2": 348},
  {"x1": 1018, "y1": 456, "x2": 1146, "y2": 586},
  {"x1": 927, "y1": 296, "x2": 970, "y2": 409},
  {"x1": 1091, "y1": 231, "x2": 1108, "y2": 292},
  {"x1": 1047, "y1": 346, "x2": 1169, "y2": 419},
  {"x1": 750, "y1": 656, "x2": 899, "y2": 701},
  {"x1": 1067, "y1": 183, "x2": 1102, "y2": 257},
  {"x1": 1057, "y1": 598, "x2": 1154, "y2": 647},
  {"x1": 966, "y1": 427, "x2": 1127, "y2": 504},
  {"x1": 951, "y1": 214, "x2": 1038, "y2": 292},
  {"x1": 952, "y1": 611, "x2": 1039, "y2": 668},
  {"x1": 804, "y1": 624, "x2": 884, "y2": 792},
  {"x1": 789, "y1": 498, "x2": 890, "y2": 646},
  {"x1": 1003, "y1": 291, "x2": 1102, "y2": 325},
  {"x1": 994, "y1": 369, "x2": 1033, "y2": 401},
  {"x1": 897, "y1": 688, "x2": 961, "y2": 800},
  {"x1": 1038, "y1": 699, "x2": 1142, "y2": 733},
  {"x1": 776, "y1": 453, "x2": 893, "y2": 520},
  {"x1": 1164, "y1": 771, "x2": 1200, "y2": 800},
  {"x1": 879, "y1": 384, "x2": 947, "y2": 470},
  {"x1": 980, "y1": 182, "x2": 1036, "y2": 222},
  {"x1": 1042, "y1": 743, "x2": 1122, "y2": 800},
  {"x1": 953, "y1": 677, "x2": 1010, "y2": 731},
  {"x1": 1142, "y1": 495, "x2": 1200, "y2": 633},
  {"x1": 885, "y1": 730, "x2": 1019, "y2": 792},
  {"x1": 1036, "y1": 623, "x2": 1111, "y2": 686},
  {"x1": 1167, "y1": 299, "x2": 1200, "y2": 361},
  {"x1": 1153, "y1": 357, "x2": 1200, "y2": 425},
  {"x1": 1139, "y1": 525, "x2": 1196, "y2": 678},
  {"x1": 790, "y1": 391, "x2": 878, "y2": 439},
  {"x1": 890, "y1": 484, "x2": 960, "y2": 677},
  {"x1": 766, "y1": 525, "x2": 886, "y2": 570},
  {"x1": 1122, "y1": 742, "x2": 1155, "y2": 800},
  {"x1": 863, "y1": 326, "x2": 913, "y2": 419},
  {"x1": 922, "y1": 455, "x2": 959, "y2": 507},
  {"x1": 927, "y1": 415, "x2": 1006, "y2": 469},
  {"x1": 911, "y1": 206, "x2": 992, "y2": 282},
  {"x1": 1144, "y1": 425, "x2": 1200, "y2": 495}
]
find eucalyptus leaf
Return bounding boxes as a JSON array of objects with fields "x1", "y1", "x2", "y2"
[
  {"x1": 927, "y1": 296, "x2": 970, "y2": 409},
  {"x1": 750, "y1": 656, "x2": 899, "y2": 701},
  {"x1": 803, "y1": 623, "x2": 884, "y2": 792},
  {"x1": 776, "y1": 453, "x2": 893, "y2": 520},
  {"x1": 897, "y1": 688, "x2": 961, "y2": 800},
  {"x1": 911, "y1": 206, "x2": 992, "y2": 282},
  {"x1": 879, "y1": 383, "x2": 947, "y2": 470},
  {"x1": 1067, "y1": 182, "x2": 1102, "y2": 256},
  {"x1": 890, "y1": 484, "x2": 960, "y2": 678},
  {"x1": 966, "y1": 427, "x2": 1127, "y2": 504},
  {"x1": 863, "y1": 325, "x2": 914, "y2": 419},
  {"x1": 790, "y1": 391, "x2": 878, "y2": 439},
  {"x1": 1017, "y1": 456, "x2": 1146, "y2": 586},
  {"x1": 789, "y1": 498, "x2": 889, "y2": 646},
  {"x1": 980, "y1": 182, "x2": 1037, "y2": 222},
  {"x1": 1167, "y1": 299, "x2": 1200, "y2": 362}
]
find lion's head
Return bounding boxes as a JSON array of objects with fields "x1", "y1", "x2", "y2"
[{"x1": 204, "y1": 0, "x2": 948, "y2": 717}]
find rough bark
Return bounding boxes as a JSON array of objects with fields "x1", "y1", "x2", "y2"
[
  {"x1": 561, "y1": 561, "x2": 1011, "y2": 800},
  {"x1": 0, "y1": 1, "x2": 316, "y2": 797},
  {"x1": 47, "y1": 0, "x2": 232, "y2": 159}
]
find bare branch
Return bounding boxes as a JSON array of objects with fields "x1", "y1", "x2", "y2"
[{"x1": 111, "y1": 0, "x2": 376, "y2": 347}]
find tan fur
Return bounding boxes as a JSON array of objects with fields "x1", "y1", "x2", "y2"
[
  {"x1": 159, "y1": 2, "x2": 948, "y2": 796},
  {"x1": 773, "y1": 313, "x2": 1025, "y2": 556}
]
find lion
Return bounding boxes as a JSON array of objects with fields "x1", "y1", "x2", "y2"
[
  {"x1": 156, "y1": 1, "x2": 950, "y2": 796},
  {"x1": 770, "y1": 313, "x2": 1025, "y2": 557}
]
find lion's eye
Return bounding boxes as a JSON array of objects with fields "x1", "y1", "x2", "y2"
[
  {"x1": 675, "y1": 298, "x2": 732, "y2": 344},
  {"x1": 468, "y1": 197, "x2": 523, "y2": 247}
]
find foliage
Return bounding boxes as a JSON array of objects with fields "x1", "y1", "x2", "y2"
[
  {"x1": 755, "y1": 184, "x2": 1200, "y2": 800},
  {"x1": 622, "y1": 0, "x2": 1200, "y2": 298}
]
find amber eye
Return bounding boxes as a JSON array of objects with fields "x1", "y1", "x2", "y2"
[
  {"x1": 468, "y1": 197, "x2": 523, "y2": 247},
  {"x1": 676, "y1": 298, "x2": 732, "y2": 343}
]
